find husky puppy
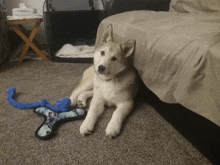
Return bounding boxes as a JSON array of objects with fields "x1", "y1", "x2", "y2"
[{"x1": 70, "y1": 25, "x2": 138, "y2": 138}]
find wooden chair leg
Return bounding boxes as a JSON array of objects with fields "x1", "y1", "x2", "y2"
[
  {"x1": 12, "y1": 22, "x2": 49, "y2": 62},
  {"x1": 18, "y1": 22, "x2": 40, "y2": 62},
  {"x1": 17, "y1": 24, "x2": 43, "y2": 50}
]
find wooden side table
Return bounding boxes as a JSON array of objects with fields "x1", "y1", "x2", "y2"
[{"x1": 7, "y1": 17, "x2": 49, "y2": 63}]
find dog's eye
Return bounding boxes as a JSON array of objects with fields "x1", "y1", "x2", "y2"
[
  {"x1": 111, "y1": 56, "x2": 117, "y2": 61},
  {"x1": 101, "y1": 51, "x2": 105, "y2": 56}
]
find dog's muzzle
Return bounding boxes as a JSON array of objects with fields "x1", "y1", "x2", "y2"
[{"x1": 98, "y1": 65, "x2": 106, "y2": 74}]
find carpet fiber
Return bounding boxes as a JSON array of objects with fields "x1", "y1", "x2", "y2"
[{"x1": 0, "y1": 60, "x2": 218, "y2": 164}]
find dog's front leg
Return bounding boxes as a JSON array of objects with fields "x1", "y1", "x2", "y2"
[
  {"x1": 106, "y1": 101, "x2": 133, "y2": 138},
  {"x1": 77, "y1": 90, "x2": 93, "y2": 108},
  {"x1": 80, "y1": 94, "x2": 105, "y2": 136},
  {"x1": 69, "y1": 66, "x2": 94, "y2": 107}
]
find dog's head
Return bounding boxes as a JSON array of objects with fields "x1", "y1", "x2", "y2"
[{"x1": 94, "y1": 25, "x2": 135, "y2": 81}]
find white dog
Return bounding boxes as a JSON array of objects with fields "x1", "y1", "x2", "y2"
[{"x1": 70, "y1": 25, "x2": 138, "y2": 138}]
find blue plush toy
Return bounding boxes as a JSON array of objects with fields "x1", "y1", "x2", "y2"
[
  {"x1": 7, "y1": 87, "x2": 71, "y2": 113},
  {"x1": 7, "y1": 87, "x2": 87, "y2": 140}
]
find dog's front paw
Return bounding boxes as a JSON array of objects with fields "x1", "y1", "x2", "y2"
[
  {"x1": 80, "y1": 121, "x2": 94, "y2": 136},
  {"x1": 70, "y1": 97, "x2": 77, "y2": 107},
  {"x1": 77, "y1": 100, "x2": 86, "y2": 108},
  {"x1": 105, "y1": 122, "x2": 121, "y2": 139}
]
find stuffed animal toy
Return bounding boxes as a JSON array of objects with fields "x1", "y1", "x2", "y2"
[
  {"x1": 34, "y1": 107, "x2": 86, "y2": 140},
  {"x1": 7, "y1": 87, "x2": 87, "y2": 140}
]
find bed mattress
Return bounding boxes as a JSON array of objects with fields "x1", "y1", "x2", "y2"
[{"x1": 95, "y1": 11, "x2": 220, "y2": 126}]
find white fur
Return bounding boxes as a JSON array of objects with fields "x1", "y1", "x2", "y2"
[{"x1": 70, "y1": 25, "x2": 137, "y2": 138}]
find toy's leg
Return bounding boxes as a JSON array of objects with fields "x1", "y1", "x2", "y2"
[
  {"x1": 105, "y1": 101, "x2": 133, "y2": 138},
  {"x1": 34, "y1": 108, "x2": 59, "y2": 139},
  {"x1": 35, "y1": 107, "x2": 56, "y2": 116},
  {"x1": 70, "y1": 66, "x2": 94, "y2": 107},
  {"x1": 80, "y1": 93, "x2": 105, "y2": 136},
  {"x1": 77, "y1": 90, "x2": 93, "y2": 108}
]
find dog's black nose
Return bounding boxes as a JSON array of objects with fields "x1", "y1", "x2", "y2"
[{"x1": 98, "y1": 65, "x2": 105, "y2": 73}]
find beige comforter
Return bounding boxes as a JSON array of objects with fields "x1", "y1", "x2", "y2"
[{"x1": 95, "y1": 11, "x2": 220, "y2": 126}]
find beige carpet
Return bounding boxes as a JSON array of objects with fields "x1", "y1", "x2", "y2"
[{"x1": 0, "y1": 60, "x2": 215, "y2": 164}]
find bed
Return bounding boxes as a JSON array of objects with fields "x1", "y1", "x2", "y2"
[{"x1": 94, "y1": 0, "x2": 220, "y2": 126}]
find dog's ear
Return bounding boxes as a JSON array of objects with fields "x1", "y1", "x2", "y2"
[
  {"x1": 120, "y1": 40, "x2": 136, "y2": 58},
  {"x1": 100, "y1": 24, "x2": 113, "y2": 44}
]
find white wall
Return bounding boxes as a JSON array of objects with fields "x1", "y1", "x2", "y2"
[
  {"x1": 5, "y1": 0, "x2": 46, "y2": 44},
  {"x1": 50, "y1": 0, "x2": 103, "y2": 11},
  {"x1": 4, "y1": 0, "x2": 104, "y2": 45},
  {"x1": 5, "y1": 0, "x2": 45, "y2": 15}
]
